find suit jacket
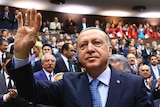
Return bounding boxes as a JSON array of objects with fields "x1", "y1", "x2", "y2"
[
  {"x1": 0, "y1": 73, "x2": 29, "y2": 107},
  {"x1": 8, "y1": 62, "x2": 152, "y2": 107},
  {"x1": 54, "y1": 56, "x2": 76, "y2": 73},
  {"x1": 34, "y1": 69, "x2": 54, "y2": 81},
  {"x1": 33, "y1": 70, "x2": 56, "y2": 107},
  {"x1": 77, "y1": 23, "x2": 89, "y2": 33},
  {"x1": 142, "y1": 48, "x2": 151, "y2": 65},
  {"x1": 32, "y1": 60, "x2": 42, "y2": 73},
  {"x1": 149, "y1": 64, "x2": 160, "y2": 80},
  {"x1": 0, "y1": 11, "x2": 14, "y2": 29}
]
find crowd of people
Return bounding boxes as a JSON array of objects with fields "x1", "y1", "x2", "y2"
[{"x1": 0, "y1": 6, "x2": 160, "y2": 107}]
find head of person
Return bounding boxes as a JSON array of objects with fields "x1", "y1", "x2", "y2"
[
  {"x1": 0, "y1": 39, "x2": 8, "y2": 53},
  {"x1": 127, "y1": 53, "x2": 136, "y2": 66},
  {"x1": 42, "y1": 44, "x2": 53, "y2": 55},
  {"x1": 129, "y1": 46, "x2": 136, "y2": 55},
  {"x1": 1, "y1": 29, "x2": 8, "y2": 38},
  {"x1": 41, "y1": 53, "x2": 56, "y2": 73},
  {"x1": 33, "y1": 41, "x2": 43, "y2": 59},
  {"x1": 108, "y1": 54, "x2": 131, "y2": 73},
  {"x1": 44, "y1": 30, "x2": 50, "y2": 36},
  {"x1": 139, "y1": 65, "x2": 151, "y2": 79},
  {"x1": 61, "y1": 43, "x2": 75, "y2": 59},
  {"x1": 149, "y1": 55, "x2": 158, "y2": 66},
  {"x1": 77, "y1": 27, "x2": 112, "y2": 77},
  {"x1": 64, "y1": 35, "x2": 72, "y2": 44}
]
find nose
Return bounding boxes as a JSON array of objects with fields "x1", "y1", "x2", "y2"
[{"x1": 86, "y1": 43, "x2": 95, "y2": 54}]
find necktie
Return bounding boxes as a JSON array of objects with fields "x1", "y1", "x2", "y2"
[
  {"x1": 90, "y1": 79, "x2": 102, "y2": 107},
  {"x1": 68, "y1": 60, "x2": 73, "y2": 72},
  {"x1": 49, "y1": 74, "x2": 52, "y2": 81},
  {"x1": 8, "y1": 77, "x2": 13, "y2": 89},
  {"x1": 2, "y1": 53, "x2": 5, "y2": 63}
]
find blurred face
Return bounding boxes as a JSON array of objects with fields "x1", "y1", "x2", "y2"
[
  {"x1": 64, "y1": 44, "x2": 75, "y2": 59},
  {"x1": 129, "y1": 47, "x2": 136, "y2": 55},
  {"x1": 150, "y1": 56, "x2": 158, "y2": 66},
  {"x1": 77, "y1": 29, "x2": 112, "y2": 73},
  {"x1": 45, "y1": 30, "x2": 49, "y2": 35},
  {"x1": 2, "y1": 31, "x2": 8, "y2": 37},
  {"x1": 139, "y1": 65, "x2": 151, "y2": 79},
  {"x1": 42, "y1": 54, "x2": 56, "y2": 73},
  {"x1": 0, "y1": 41, "x2": 8, "y2": 53},
  {"x1": 127, "y1": 54, "x2": 136, "y2": 65},
  {"x1": 33, "y1": 46, "x2": 40, "y2": 57},
  {"x1": 42, "y1": 46, "x2": 52, "y2": 54},
  {"x1": 65, "y1": 36, "x2": 72, "y2": 44}
]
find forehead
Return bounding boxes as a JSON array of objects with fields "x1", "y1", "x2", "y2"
[
  {"x1": 44, "y1": 54, "x2": 54, "y2": 59},
  {"x1": 43, "y1": 46, "x2": 51, "y2": 49},
  {"x1": 78, "y1": 29, "x2": 106, "y2": 42}
]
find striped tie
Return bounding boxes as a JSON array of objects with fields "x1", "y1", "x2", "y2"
[{"x1": 90, "y1": 79, "x2": 102, "y2": 107}]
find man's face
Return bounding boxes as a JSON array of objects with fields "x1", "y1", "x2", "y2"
[
  {"x1": 77, "y1": 29, "x2": 112, "y2": 70},
  {"x1": 65, "y1": 44, "x2": 75, "y2": 59},
  {"x1": 127, "y1": 54, "x2": 136, "y2": 65},
  {"x1": 0, "y1": 41, "x2": 8, "y2": 53},
  {"x1": 42, "y1": 54, "x2": 56, "y2": 73},
  {"x1": 42, "y1": 46, "x2": 52, "y2": 54},
  {"x1": 150, "y1": 56, "x2": 158, "y2": 66},
  {"x1": 139, "y1": 65, "x2": 151, "y2": 79}
]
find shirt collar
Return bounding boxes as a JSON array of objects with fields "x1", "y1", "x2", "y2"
[
  {"x1": 61, "y1": 54, "x2": 68, "y2": 62},
  {"x1": 87, "y1": 67, "x2": 111, "y2": 86}
]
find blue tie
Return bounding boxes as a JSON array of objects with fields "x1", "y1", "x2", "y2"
[
  {"x1": 49, "y1": 74, "x2": 52, "y2": 81},
  {"x1": 90, "y1": 79, "x2": 102, "y2": 107}
]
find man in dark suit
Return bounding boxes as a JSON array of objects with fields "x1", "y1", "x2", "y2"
[
  {"x1": 8, "y1": 9, "x2": 152, "y2": 107},
  {"x1": 0, "y1": 53, "x2": 29, "y2": 107},
  {"x1": 0, "y1": 6, "x2": 14, "y2": 30},
  {"x1": 139, "y1": 64, "x2": 160, "y2": 107},
  {"x1": 77, "y1": 17, "x2": 89, "y2": 33},
  {"x1": 149, "y1": 55, "x2": 160, "y2": 80},
  {"x1": 33, "y1": 53, "x2": 56, "y2": 107},
  {"x1": 33, "y1": 44, "x2": 53, "y2": 72},
  {"x1": 54, "y1": 43, "x2": 77, "y2": 73},
  {"x1": 34, "y1": 53, "x2": 56, "y2": 81}
]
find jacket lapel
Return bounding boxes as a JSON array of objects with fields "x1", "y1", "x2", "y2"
[
  {"x1": 106, "y1": 66, "x2": 126, "y2": 107},
  {"x1": 74, "y1": 72, "x2": 93, "y2": 107}
]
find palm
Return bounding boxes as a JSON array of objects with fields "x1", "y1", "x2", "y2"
[{"x1": 14, "y1": 9, "x2": 42, "y2": 59}]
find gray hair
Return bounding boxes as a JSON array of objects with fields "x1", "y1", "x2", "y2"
[
  {"x1": 41, "y1": 53, "x2": 56, "y2": 63},
  {"x1": 79, "y1": 27, "x2": 111, "y2": 45},
  {"x1": 108, "y1": 54, "x2": 131, "y2": 73}
]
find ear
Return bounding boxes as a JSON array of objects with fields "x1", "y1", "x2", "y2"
[{"x1": 108, "y1": 46, "x2": 112, "y2": 57}]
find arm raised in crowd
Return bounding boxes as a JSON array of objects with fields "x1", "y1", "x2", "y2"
[{"x1": 14, "y1": 8, "x2": 42, "y2": 59}]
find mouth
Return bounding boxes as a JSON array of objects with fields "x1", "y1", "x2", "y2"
[{"x1": 86, "y1": 56, "x2": 98, "y2": 60}]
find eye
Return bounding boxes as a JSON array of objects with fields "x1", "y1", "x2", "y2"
[
  {"x1": 79, "y1": 42, "x2": 88, "y2": 50},
  {"x1": 93, "y1": 40, "x2": 102, "y2": 47}
]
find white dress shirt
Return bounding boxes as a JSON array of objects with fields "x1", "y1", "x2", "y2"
[{"x1": 151, "y1": 65, "x2": 160, "y2": 80}]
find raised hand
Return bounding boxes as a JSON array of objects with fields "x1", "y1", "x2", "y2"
[{"x1": 14, "y1": 8, "x2": 42, "y2": 59}]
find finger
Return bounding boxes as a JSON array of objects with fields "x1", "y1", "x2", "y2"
[
  {"x1": 17, "y1": 12, "x2": 23, "y2": 28},
  {"x1": 30, "y1": 8, "x2": 36, "y2": 27},
  {"x1": 34, "y1": 13, "x2": 42, "y2": 34},
  {"x1": 25, "y1": 9, "x2": 31, "y2": 26}
]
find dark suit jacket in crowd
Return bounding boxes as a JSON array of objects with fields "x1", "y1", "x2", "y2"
[
  {"x1": 0, "y1": 73, "x2": 29, "y2": 107},
  {"x1": 32, "y1": 60, "x2": 42, "y2": 73},
  {"x1": 149, "y1": 64, "x2": 160, "y2": 80},
  {"x1": 33, "y1": 69, "x2": 55, "y2": 81},
  {"x1": 8, "y1": 62, "x2": 152, "y2": 107},
  {"x1": 77, "y1": 23, "x2": 89, "y2": 33},
  {"x1": 54, "y1": 56, "x2": 76, "y2": 73}
]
